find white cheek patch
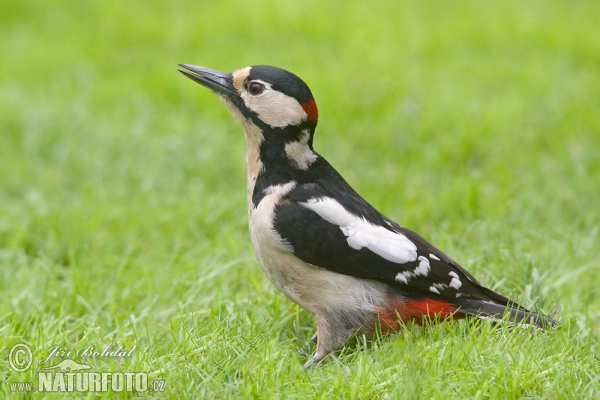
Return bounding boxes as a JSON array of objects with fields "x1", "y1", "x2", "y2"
[
  {"x1": 240, "y1": 82, "x2": 308, "y2": 128},
  {"x1": 300, "y1": 197, "x2": 418, "y2": 264}
]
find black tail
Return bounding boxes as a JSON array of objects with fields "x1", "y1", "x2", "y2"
[{"x1": 455, "y1": 298, "x2": 557, "y2": 328}]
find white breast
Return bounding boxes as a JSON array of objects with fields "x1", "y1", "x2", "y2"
[{"x1": 249, "y1": 181, "x2": 297, "y2": 260}]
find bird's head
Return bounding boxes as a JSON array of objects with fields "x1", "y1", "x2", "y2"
[
  {"x1": 179, "y1": 64, "x2": 318, "y2": 129},
  {"x1": 179, "y1": 64, "x2": 319, "y2": 168}
]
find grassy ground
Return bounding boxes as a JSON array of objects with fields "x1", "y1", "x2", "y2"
[{"x1": 1, "y1": 1, "x2": 599, "y2": 398}]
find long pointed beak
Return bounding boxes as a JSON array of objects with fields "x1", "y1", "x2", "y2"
[{"x1": 178, "y1": 64, "x2": 236, "y2": 95}]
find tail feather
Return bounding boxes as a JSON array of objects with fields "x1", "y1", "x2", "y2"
[{"x1": 455, "y1": 297, "x2": 557, "y2": 328}]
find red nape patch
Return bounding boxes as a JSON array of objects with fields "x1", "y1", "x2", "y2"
[
  {"x1": 300, "y1": 99, "x2": 319, "y2": 123},
  {"x1": 373, "y1": 296, "x2": 463, "y2": 334}
]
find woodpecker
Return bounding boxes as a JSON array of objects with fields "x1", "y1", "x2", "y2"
[{"x1": 178, "y1": 64, "x2": 556, "y2": 368}]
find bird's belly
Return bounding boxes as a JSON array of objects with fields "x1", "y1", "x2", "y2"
[
  {"x1": 247, "y1": 179, "x2": 390, "y2": 317},
  {"x1": 249, "y1": 209, "x2": 389, "y2": 315}
]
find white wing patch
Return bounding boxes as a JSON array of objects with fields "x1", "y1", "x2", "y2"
[{"x1": 300, "y1": 197, "x2": 418, "y2": 264}]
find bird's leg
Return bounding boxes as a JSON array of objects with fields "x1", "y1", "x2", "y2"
[{"x1": 303, "y1": 312, "x2": 356, "y2": 369}]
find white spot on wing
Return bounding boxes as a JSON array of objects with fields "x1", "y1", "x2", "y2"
[
  {"x1": 395, "y1": 272, "x2": 409, "y2": 284},
  {"x1": 300, "y1": 197, "x2": 418, "y2": 264},
  {"x1": 429, "y1": 282, "x2": 448, "y2": 294},
  {"x1": 429, "y1": 253, "x2": 441, "y2": 261},
  {"x1": 394, "y1": 256, "x2": 429, "y2": 283},
  {"x1": 448, "y1": 271, "x2": 462, "y2": 289},
  {"x1": 414, "y1": 256, "x2": 430, "y2": 276},
  {"x1": 395, "y1": 270, "x2": 414, "y2": 283},
  {"x1": 449, "y1": 277, "x2": 462, "y2": 290}
]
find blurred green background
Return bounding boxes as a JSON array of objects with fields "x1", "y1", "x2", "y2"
[{"x1": 1, "y1": 1, "x2": 599, "y2": 398}]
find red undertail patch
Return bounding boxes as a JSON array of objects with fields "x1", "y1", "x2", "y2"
[
  {"x1": 300, "y1": 99, "x2": 319, "y2": 123},
  {"x1": 373, "y1": 296, "x2": 462, "y2": 334}
]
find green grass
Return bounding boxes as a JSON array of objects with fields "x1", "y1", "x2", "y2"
[{"x1": 1, "y1": 0, "x2": 599, "y2": 398}]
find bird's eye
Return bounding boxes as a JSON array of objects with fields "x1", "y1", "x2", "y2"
[{"x1": 248, "y1": 82, "x2": 265, "y2": 95}]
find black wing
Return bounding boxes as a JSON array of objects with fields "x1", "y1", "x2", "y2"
[{"x1": 273, "y1": 180, "x2": 514, "y2": 305}]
